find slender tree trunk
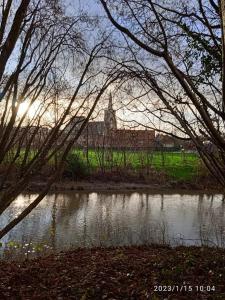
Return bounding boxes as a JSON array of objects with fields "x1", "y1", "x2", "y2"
[{"x1": 220, "y1": 0, "x2": 225, "y2": 111}]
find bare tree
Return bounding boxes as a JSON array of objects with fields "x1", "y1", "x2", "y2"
[
  {"x1": 99, "y1": 0, "x2": 225, "y2": 186},
  {"x1": 0, "y1": 0, "x2": 124, "y2": 238}
]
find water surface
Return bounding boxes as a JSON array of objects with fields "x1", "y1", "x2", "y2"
[{"x1": 1, "y1": 192, "x2": 225, "y2": 259}]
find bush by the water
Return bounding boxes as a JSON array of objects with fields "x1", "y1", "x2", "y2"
[{"x1": 64, "y1": 152, "x2": 88, "y2": 179}]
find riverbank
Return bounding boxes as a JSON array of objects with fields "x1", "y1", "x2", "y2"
[
  {"x1": 0, "y1": 245, "x2": 224, "y2": 299},
  {"x1": 26, "y1": 177, "x2": 223, "y2": 194}
]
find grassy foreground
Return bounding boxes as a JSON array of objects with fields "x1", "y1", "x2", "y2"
[{"x1": 0, "y1": 245, "x2": 224, "y2": 299}]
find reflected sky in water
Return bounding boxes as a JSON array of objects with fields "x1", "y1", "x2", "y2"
[{"x1": 1, "y1": 192, "x2": 225, "y2": 258}]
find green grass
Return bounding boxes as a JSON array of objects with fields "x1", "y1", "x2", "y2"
[
  {"x1": 71, "y1": 149, "x2": 200, "y2": 181},
  {"x1": 3, "y1": 148, "x2": 201, "y2": 181}
]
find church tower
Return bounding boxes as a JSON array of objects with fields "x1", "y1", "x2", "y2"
[{"x1": 104, "y1": 92, "x2": 117, "y2": 134}]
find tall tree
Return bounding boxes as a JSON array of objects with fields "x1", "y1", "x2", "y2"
[
  {"x1": 0, "y1": 0, "x2": 123, "y2": 238},
  {"x1": 100, "y1": 0, "x2": 225, "y2": 186}
]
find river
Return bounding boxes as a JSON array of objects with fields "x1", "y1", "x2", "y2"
[{"x1": 1, "y1": 191, "x2": 225, "y2": 259}]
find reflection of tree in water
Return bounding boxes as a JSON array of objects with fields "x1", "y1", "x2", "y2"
[
  {"x1": 4, "y1": 192, "x2": 225, "y2": 257},
  {"x1": 160, "y1": 194, "x2": 164, "y2": 211},
  {"x1": 122, "y1": 194, "x2": 126, "y2": 209},
  {"x1": 213, "y1": 196, "x2": 225, "y2": 247},
  {"x1": 194, "y1": 194, "x2": 225, "y2": 246},
  {"x1": 138, "y1": 194, "x2": 169, "y2": 245},
  {"x1": 42, "y1": 192, "x2": 225, "y2": 248},
  {"x1": 31, "y1": 192, "x2": 170, "y2": 248},
  {"x1": 1, "y1": 194, "x2": 47, "y2": 245},
  {"x1": 89, "y1": 193, "x2": 120, "y2": 246},
  {"x1": 50, "y1": 195, "x2": 57, "y2": 251},
  {"x1": 1, "y1": 193, "x2": 88, "y2": 250},
  {"x1": 47, "y1": 193, "x2": 90, "y2": 248},
  {"x1": 0, "y1": 193, "x2": 157, "y2": 259}
]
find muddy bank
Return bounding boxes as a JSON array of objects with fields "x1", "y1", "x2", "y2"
[
  {"x1": 25, "y1": 178, "x2": 223, "y2": 194},
  {"x1": 0, "y1": 245, "x2": 224, "y2": 299}
]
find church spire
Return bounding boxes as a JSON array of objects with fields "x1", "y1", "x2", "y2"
[
  {"x1": 108, "y1": 92, "x2": 113, "y2": 110},
  {"x1": 104, "y1": 92, "x2": 117, "y2": 133}
]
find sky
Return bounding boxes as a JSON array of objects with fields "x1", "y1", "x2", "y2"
[
  {"x1": 66, "y1": 0, "x2": 103, "y2": 17},
  {"x1": 64, "y1": 0, "x2": 151, "y2": 129},
  {"x1": 3, "y1": 0, "x2": 157, "y2": 130}
]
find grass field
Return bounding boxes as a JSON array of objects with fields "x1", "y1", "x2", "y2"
[
  {"x1": 71, "y1": 149, "x2": 201, "y2": 181},
  {"x1": 4, "y1": 148, "x2": 201, "y2": 181}
]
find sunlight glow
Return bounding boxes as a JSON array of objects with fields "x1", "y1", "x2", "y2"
[{"x1": 18, "y1": 101, "x2": 41, "y2": 119}]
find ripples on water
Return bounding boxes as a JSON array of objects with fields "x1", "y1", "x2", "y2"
[{"x1": 1, "y1": 192, "x2": 225, "y2": 259}]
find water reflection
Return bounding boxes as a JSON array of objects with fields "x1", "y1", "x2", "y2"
[{"x1": 1, "y1": 192, "x2": 225, "y2": 259}]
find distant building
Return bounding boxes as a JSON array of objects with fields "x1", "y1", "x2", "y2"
[
  {"x1": 11, "y1": 125, "x2": 49, "y2": 147},
  {"x1": 66, "y1": 93, "x2": 155, "y2": 150},
  {"x1": 109, "y1": 129, "x2": 155, "y2": 150},
  {"x1": 155, "y1": 134, "x2": 180, "y2": 150}
]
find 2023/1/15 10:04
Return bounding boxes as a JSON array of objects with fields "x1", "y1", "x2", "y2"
[{"x1": 153, "y1": 285, "x2": 216, "y2": 292}]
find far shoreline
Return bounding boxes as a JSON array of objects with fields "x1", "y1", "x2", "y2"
[{"x1": 24, "y1": 179, "x2": 225, "y2": 195}]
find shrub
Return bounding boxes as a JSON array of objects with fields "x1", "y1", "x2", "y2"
[{"x1": 64, "y1": 152, "x2": 88, "y2": 179}]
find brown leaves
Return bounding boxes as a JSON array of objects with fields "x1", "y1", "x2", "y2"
[{"x1": 0, "y1": 246, "x2": 224, "y2": 299}]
